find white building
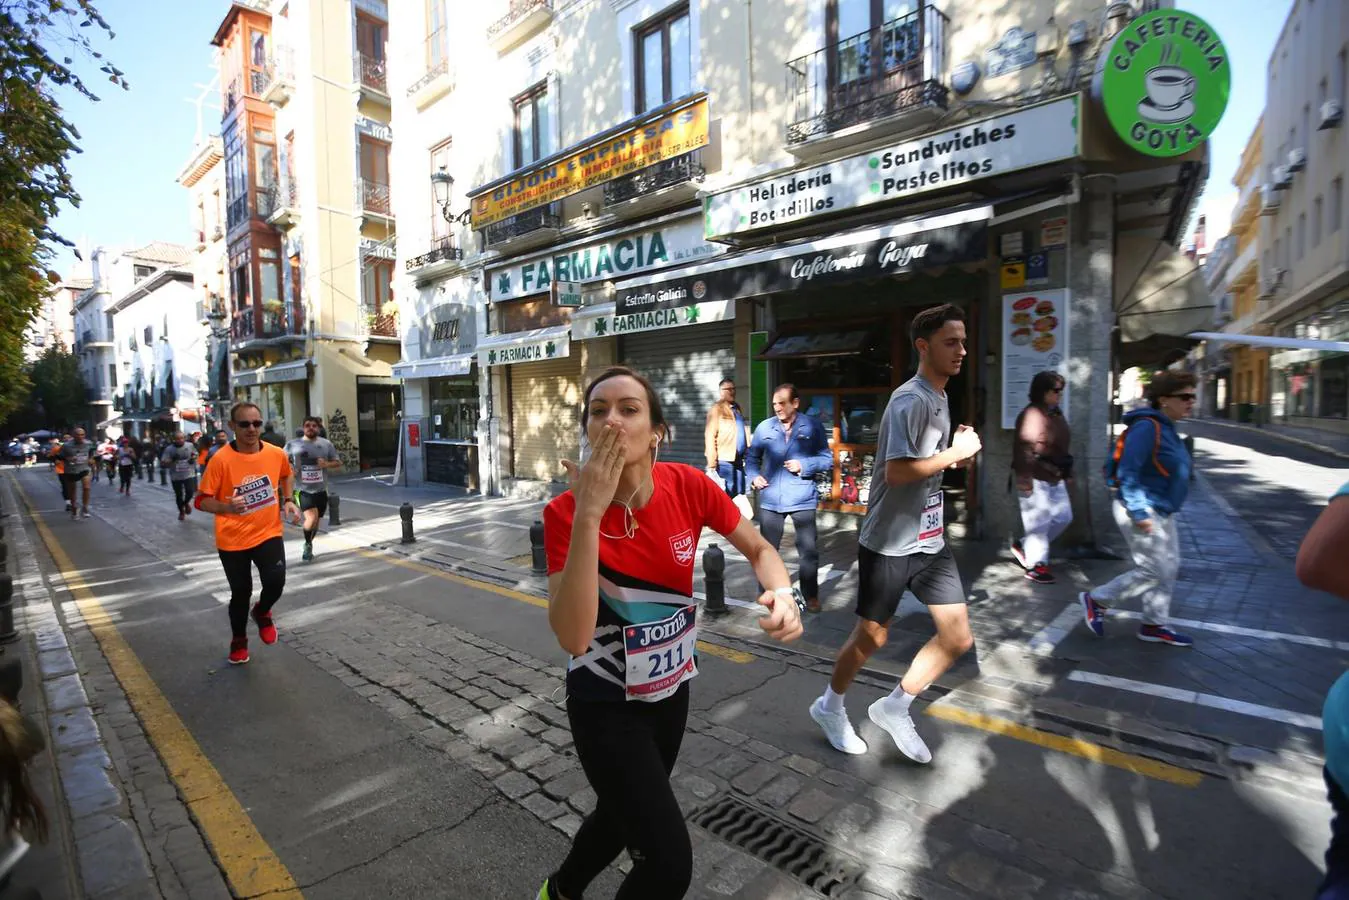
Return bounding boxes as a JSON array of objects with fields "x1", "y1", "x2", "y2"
[{"x1": 26, "y1": 277, "x2": 82, "y2": 363}]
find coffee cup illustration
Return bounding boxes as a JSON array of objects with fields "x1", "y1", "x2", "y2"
[{"x1": 1146, "y1": 66, "x2": 1195, "y2": 109}]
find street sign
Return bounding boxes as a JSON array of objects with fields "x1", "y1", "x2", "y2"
[{"x1": 553, "y1": 281, "x2": 583, "y2": 308}]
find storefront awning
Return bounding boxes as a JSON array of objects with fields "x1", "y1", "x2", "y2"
[
  {"x1": 1114, "y1": 235, "x2": 1215, "y2": 342},
  {"x1": 390, "y1": 353, "x2": 474, "y2": 381},
  {"x1": 477, "y1": 325, "x2": 571, "y2": 368},
  {"x1": 232, "y1": 359, "x2": 311, "y2": 388},
  {"x1": 760, "y1": 330, "x2": 876, "y2": 359}
]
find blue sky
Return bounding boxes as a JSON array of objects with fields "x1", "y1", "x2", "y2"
[{"x1": 45, "y1": 1, "x2": 1290, "y2": 273}]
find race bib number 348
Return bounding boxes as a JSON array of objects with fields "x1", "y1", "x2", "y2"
[{"x1": 623, "y1": 605, "x2": 698, "y2": 702}]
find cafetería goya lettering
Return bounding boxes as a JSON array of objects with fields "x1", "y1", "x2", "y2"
[{"x1": 1093, "y1": 9, "x2": 1230, "y2": 158}]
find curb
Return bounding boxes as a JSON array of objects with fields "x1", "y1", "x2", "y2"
[{"x1": 1191, "y1": 417, "x2": 1349, "y2": 461}]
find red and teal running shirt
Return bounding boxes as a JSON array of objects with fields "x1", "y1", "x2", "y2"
[{"x1": 544, "y1": 462, "x2": 742, "y2": 703}]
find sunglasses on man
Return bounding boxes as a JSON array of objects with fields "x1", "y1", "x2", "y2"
[{"x1": 234, "y1": 419, "x2": 264, "y2": 429}]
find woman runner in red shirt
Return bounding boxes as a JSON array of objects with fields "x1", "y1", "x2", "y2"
[{"x1": 539, "y1": 366, "x2": 804, "y2": 900}]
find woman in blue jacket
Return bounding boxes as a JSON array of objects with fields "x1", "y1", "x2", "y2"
[
  {"x1": 746, "y1": 384, "x2": 833, "y2": 612},
  {"x1": 1079, "y1": 370, "x2": 1197, "y2": 647}
]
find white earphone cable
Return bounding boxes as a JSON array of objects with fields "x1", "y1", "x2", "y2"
[{"x1": 598, "y1": 436, "x2": 660, "y2": 541}]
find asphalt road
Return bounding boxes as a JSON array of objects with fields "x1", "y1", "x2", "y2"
[
  {"x1": 14, "y1": 465, "x2": 1337, "y2": 899},
  {"x1": 1183, "y1": 419, "x2": 1349, "y2": 560}
]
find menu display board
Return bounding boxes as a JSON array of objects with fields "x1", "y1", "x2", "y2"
[{"x1": 1002, "y1": 289, "x2": 1070, "y2": 429}]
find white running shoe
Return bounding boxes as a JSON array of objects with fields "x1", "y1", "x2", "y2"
[
  {"x1": 809, "y1": 697, "x2": 868, "y2": 755},
  {"x1": 868, "y1": 697, "x2": 932, "y2": 765}
]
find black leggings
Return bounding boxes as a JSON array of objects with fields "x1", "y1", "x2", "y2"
[
  {"x1": 759, "y1": 508, "x2": 819, "y2": 599},
  {"x1": 118, "y1": 464, "x2": 134, "y2": 489},
  {"x1": 172, "y1": 478, "x2": 197, "y2": 513},
  {"x1": 554, "y1": 685, "x2": 691, "y2": 900},
  {"x1": 217, "y1": 537, "x2": 286, "y2": 638}
]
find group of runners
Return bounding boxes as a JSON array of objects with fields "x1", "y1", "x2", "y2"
[{"x1": 44, "y1": 410, "x2": 341, "y2": 665}]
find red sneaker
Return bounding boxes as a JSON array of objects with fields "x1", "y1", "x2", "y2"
[
  {"x1": 251, "y1": 604, "x2": 277, "y2": 645},
  {"x1": 228, "y1": 637, "x2": 250, "y2": 665}
]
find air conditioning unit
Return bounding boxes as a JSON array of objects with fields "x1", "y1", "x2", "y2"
[
  {"x1": 1273, "y1": 165, "x2": 1293, "y2": 190},
  {"x1": 1319, "y1": 99, "x2": 1343, "y2": 130},
  {"x1": 1260, "y1": 184, "x2": 1281, "y2": 214},
  {"x1": 1287, "y1": 147, "x2": 1307, "y2": 172}
]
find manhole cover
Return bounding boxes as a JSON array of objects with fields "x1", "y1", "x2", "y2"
[{"x1": 690, "y1": 795, "x2": 865, "y2": 898}]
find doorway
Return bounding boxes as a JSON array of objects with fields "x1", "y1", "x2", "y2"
[{"x1": 357, "y1": 383, "x2": 400, "y2": 468}]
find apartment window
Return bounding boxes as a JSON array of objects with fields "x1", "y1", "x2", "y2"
[
  {"x1": 1339, "y1": 47, "x2": 1347, "y2": 104},
  {"x1": 254, "y1": 125, "x2": 278, "y2": 218},
  {"x1": 1315, "y1": 196, "x2": 1323, "y2": 247},
  {"x1": 133, "y1": 264, "x2": 154, "y2": 282},
  {"x1": 363, "y1": 259, "x2": 394, "y2": 314},
  {"x1": 356, "y1": 13, "x2": 386, "y2": 63},
  {"x1": 289, "y1": 254, "x2": 301, "y2": 308},
  {"x1": 426, "y1": 0, "x2": 447, "y2": 71},
  {"x1": 634, "y1": 4, "x2": 691, "y2": 114},
  {"x1": 1321, "y1": 78, "x2": 1329, "y2": 108},
  {"x1": 143, "y1": 326, "x2": 153, "y2": 345},
  {"x1": 1302, "y1": 105, "x2": 1311, "y2": 149},
  {"x1": 284, "y1": 131, "x2": 296, "y2": 204},
  {"x1": 108, "y1": 364, "x2": 117, "y2": 389},
  {"x1": 359, "y1": 136, "x2": 391, "y2": 216},
  {"x1": 248, "y1": 28, "x2": 268, "y2": 95},
  {"x1": 197, "y1": 201, "x2": 206, "y2": 241},
  {"x1": 1297, "y1": 213, "x2": 1306, "y2": 260},
  {"x1": 1273, "y1": 238, "x2": 1282, "y2": 271},
  {"x1": 1333, "y1": 178, "x2": 1344, "y2": 233},
  {"x1": 224, "y1": 124, "x2": 248, "y2": 229},
  {"x1": 430, "y1": 138, "x2": 452, "y2": 241},
  {"x1": 1285, "y1": 226, "x2": 1292, "y2": 267},
  {"x1": 513, "y1": 82, "x2": 553, "y2": 168}
]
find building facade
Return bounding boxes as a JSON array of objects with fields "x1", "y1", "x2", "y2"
[
  {"x1": 28, "y1": 278, "x2": 82, "y2": 363},
  {"x1": 106, "y1": 246, "x2": 209, "y2": 440},
  {"x1": 389, "y1": 0, "x2": 1215, "y2": 543},
  {"x1": 1256, "y1": 0, "x2": 1349, "y2": 432},
  {"x1": 211, "y1": 0, "x2": 398, "y2": 467}
]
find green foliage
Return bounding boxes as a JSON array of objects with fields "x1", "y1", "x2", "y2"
[
  {"x1": 27, "y1": 343, "x2": 87, "y2": 428},
  {"x1": 0, "y1": 0, "x2": 123, "y2": 422}
]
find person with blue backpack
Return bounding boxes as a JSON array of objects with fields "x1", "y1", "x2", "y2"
[{"x1": 1079, "y1": 370, "x2": 1197, "y2": 647}]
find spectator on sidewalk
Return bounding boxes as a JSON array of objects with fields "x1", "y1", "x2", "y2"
[
  {"x1": 1079, "y1": 370, "x2": 1197, "y2": 648},
  {"x1": 1297, "y1": 481, "x2": 1349, "y2": 900},
  {"x1": 261, "y1": 422, "x2": 286, "y2": 447},
  {"x1": 1011, "y1": 371, "x2": 1074, "y2": 585},
  {"x1": 704, "y1": 377, "x2": 752, "y2": 502},
  {"x1": 746, "y1": 384, "x2": 832, "y2": 613}
]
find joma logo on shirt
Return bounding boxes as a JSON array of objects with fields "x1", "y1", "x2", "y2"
[
  {"x1": 632, "y1": 610, "x2": 689, "y2": 647},
  {"x1": 670, "y1": 530, "x2": 695, "y2": 565}
]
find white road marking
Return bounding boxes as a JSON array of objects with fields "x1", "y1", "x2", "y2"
[
  {"x1": 1028, "y1": 599, "x2": 1085, "y2": 656},
  {"x1": 1107, "y1": 609, "x2": 1349, "y2": 651},
  {"x1": 1067, "y1": 671, "x2": 1323, "y2": 730}
]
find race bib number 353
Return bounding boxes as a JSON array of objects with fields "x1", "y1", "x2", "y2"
[
  {"x1": 234, "y1": 476, "x2": 277, "y2": 514},
  {"x1": 623, "y1": 605, "x2": 698, "y2": 702}
]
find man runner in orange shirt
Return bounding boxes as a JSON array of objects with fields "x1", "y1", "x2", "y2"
[{"x1": 195, "y1": 402, "x2": 300, "y2": 664}]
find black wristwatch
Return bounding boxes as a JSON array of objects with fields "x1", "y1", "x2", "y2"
[{"x1": 773, "y1": 587, "x2": 807, "y2": 615}]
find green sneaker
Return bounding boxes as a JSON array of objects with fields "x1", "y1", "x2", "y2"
[
  {"x1": 536, "y1": 878, "x2": 556, "y2": 900},
  {"x1": 301, "y1": 544, "x2": 313, "y2": 562}
]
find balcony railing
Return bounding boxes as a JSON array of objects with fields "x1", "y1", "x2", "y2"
[
  {"x1": 357, "y1": 179, "x2": 393, "y2": 218},
  {"x1": 408, "y1": 32, "x2": 452, "y2": 98},
  {"x1": 355, "y1": 52, "x2": 388, "y2": 95},
  {"x1": 211, "y1": 224, "x2": 224, "y2": 242},
  {"x1": 261, "y1": 49, "x2": 295, "y2": 104},
  {"x1": 406, "y1": 236, "x2": 465, "y2": 272},
  {"x1": 603, "y1": 150, "x2": 705, "y2": 205},
  {"x1": 484, "y1": 205, "x2": 562, "y2": 247},
  {"x1": 786, "y1": 5, "x2": 949, "y2": 145},
  {"x1": 488, "y1": 0, "x2": 553, "y2": 49},
  {"x1": 363, "y1": 309, "x2": 399, "y2": 338},
  {"x1": 232, "y1": 306, "x2": 300, "y2": 343}
]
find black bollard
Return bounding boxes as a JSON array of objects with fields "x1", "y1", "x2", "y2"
[
  {"x1": 0, "y1": 573, "x2": 15, "y2": 643},
  {"x1": 400, "y1": 502, "x2": 415, "y2": 544},
  {"x1": 160, "y1": 467, "x2": 167, "y2": 485},
  {"x1": 0, "y1": 539, "x2": 7, "y2": 575},
  {"x1": 703, "y1": 543, "x2": 727, "y2": 616},
  {"x1": 328, "y1": 493, "x2": 341, "y2": 527},
  {"x1": 529, "y1": 519, "x2": 546, "y2": 574}
]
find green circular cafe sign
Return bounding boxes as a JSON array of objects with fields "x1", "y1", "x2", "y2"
[{"x1": 1094, "y1": 9, "x2": 1230, "y2": 158}]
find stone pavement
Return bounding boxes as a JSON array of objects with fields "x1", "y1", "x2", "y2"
[
  {"x1": 1192, "y1": 415, "x2": 1349, "y2": 460},
  {"x1": 1, "y1": 472, "x2": 231, "y2": 900}
]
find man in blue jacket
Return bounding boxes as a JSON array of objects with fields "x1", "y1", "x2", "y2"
[
  {"x1": 746, "y1": 384, "x2": 833, "y2": 612},
  {"x1": 1080, "y1": 370, "x2": 1196, "y2": 647}
]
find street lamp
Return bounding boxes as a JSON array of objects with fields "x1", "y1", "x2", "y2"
[{"x1": 431, "y1": 167, "x2": 472, "y2": 225}]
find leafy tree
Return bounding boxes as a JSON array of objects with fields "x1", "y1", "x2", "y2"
[
  {"x1": 0, "y1": 0, "x2": 124, "y2": 423},
  {"x1": 26, "y1": 344, "x2": 87, "y2": 429}
]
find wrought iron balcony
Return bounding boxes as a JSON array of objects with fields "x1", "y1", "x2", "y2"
[
  {"x1": 487, "y1": 0, "x2": 553, "y2": 51},
  {"x1": 211, "y1": 224, "x2": 224, "y2": 242},
  {"x1": 483, "y1": 205, "x2": 562, "y2": 247},
  {"x1": 231, "y1": 306, "x2": 301, "y2": 344},
  {"x1": 408, "y1": 33, "x2": 453, "y2": 104},
  {"x1": 603, "y1": 150, "x2": 705, "y2": 205},
  {"x1": 363, "y1": 308, "x2": 399, "y2": 338},
  {"x1": 406, "y1": 237, "x2": 465, "y2": 272},
  {"x1": 785, "y1": 5, "x2": 949, "y2": 146},
  {"x1": 261, "y1": 48, "x2": 295, "y2": 105},
  {"x1": 357, "y1": 178, "x2": 393, "y2": 219},
  {"x1": 355, "y1": 51, "x2": 388, "y2": 96}
]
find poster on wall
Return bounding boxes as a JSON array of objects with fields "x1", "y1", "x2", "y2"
[{"x1": 1002, "y1": 289, "x2": 1070, "y2": 429}]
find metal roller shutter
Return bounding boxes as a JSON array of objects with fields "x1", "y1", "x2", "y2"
[
  {"x1": 620, "y1": 322, "x2": 736, "y2": 469},
  {"x1": 510, "y1": 358, "x2": 582, "y2": 482}
]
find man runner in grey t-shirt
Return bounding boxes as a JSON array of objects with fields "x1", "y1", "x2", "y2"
[
  {"x1": 284, "y1": 416, "x2": 341, "y2": 561},
  {"x1": 161, "y1": 431, "x2": 199, "y2": 521},
  {"x1": 810, "y1": 304, "x2": 982, "y2": 765},
  {"x1": 59, "y1": 427, "x2": 95, "y2": 520}
]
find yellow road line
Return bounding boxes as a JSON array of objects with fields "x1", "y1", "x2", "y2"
[
  {"x1": 350, "y1": 547, "x2": 755, "y2": 663},
  {"x1": 15, "y1": 481, "x2": 303, "y2": 899},
  {"x1": 925, "y1": 703, "x2": 1204, "y2": 787}
]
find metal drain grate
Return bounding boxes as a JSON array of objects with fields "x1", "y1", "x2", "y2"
[{"x1": 690, "y1": 795, "x2": 865, "y2": 897}]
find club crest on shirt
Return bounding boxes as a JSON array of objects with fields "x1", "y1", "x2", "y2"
[{"x1": 670, "y1": 530, "x2": 695, "y2": 566}]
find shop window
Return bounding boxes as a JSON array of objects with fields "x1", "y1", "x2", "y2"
[
  {"x1": 429, "y1": 378, "x2": 479, "y2": 442},
  {"x1": 634, "y1": 4, "x2": 690, "y2": 114},
  {"x1": 513, "y1": 82, "x2": 553, "y2": 168}
]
